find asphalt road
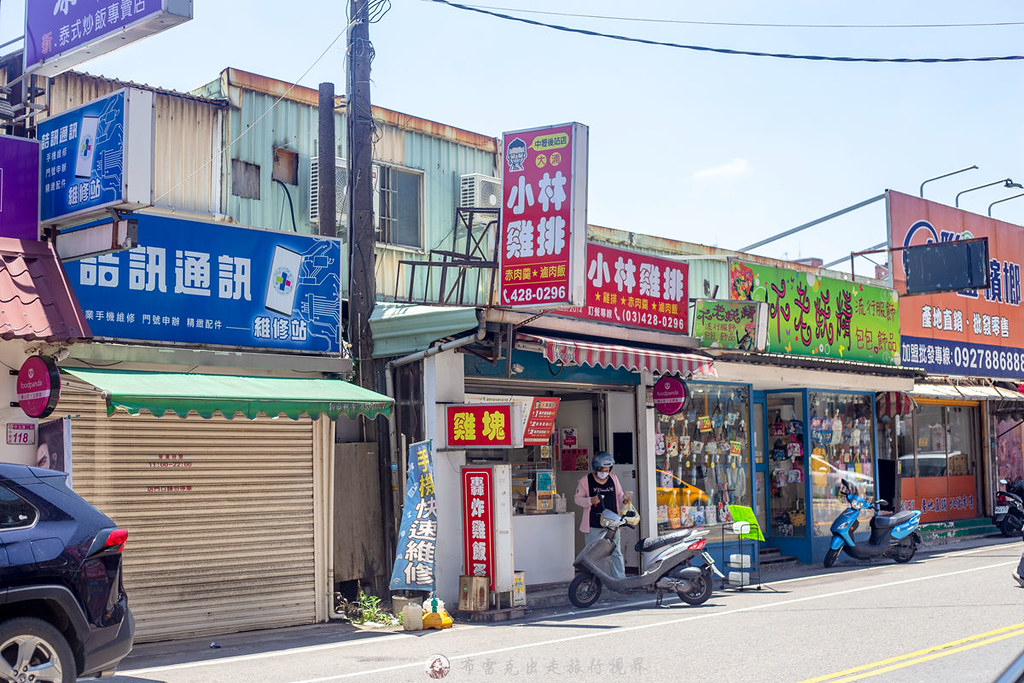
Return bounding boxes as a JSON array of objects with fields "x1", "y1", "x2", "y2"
[{"x1": 106, "y1": 538, "x2": 1024, "y2": 683}]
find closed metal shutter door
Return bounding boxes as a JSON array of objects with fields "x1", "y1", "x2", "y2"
[{"x1": 54, "y1": 386, "x2": 317, "y2": 642}]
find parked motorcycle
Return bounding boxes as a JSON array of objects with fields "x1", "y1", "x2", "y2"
[
  {"x1": 993, "y1": 478, "x2": 1024, "y2": 537},
  {"x1": 824, "y1": 479, "x2": 922, "y2": 568},
  {"x1": 568, "y1": 509, "x2": 723, "y2": 608}
]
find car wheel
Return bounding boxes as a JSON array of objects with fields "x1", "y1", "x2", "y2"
[{"x1": 0, "y1": 617, "x2": 76, "y2": 683}]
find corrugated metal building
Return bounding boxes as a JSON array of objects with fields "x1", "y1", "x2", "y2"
[
  {"x1": 30, "y1": 68, "x2": 503, "y2": 642},
  {"x1": 196, "y1": 68, "x2": 499, "y2": 301},
  {"x1": 44, "y1": 72, "x2": 227, "y2": 219}
]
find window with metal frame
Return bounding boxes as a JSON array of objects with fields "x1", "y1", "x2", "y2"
[{"x1": 376, "y1": 164, "x2": 423, "y2": 249}]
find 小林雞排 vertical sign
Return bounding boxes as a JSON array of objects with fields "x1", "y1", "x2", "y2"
[{"x1": 499, "y1": 123, "x2": 588, "y2": 309}]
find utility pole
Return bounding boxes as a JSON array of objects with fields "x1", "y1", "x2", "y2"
[
  {"x1": 346, "y1": 0, "x2": 396, "y2": 595},
  {"x1": 347, "y1": 0, "x2": 375, "y2": 387},
  {"x1": 317, "y1": 82, "x2": 336, "y2": 239}
]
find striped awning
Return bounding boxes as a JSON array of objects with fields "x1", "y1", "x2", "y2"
[
  {"x1": 876, "y1": 391, "x2": 918, "y2": 418},
  {"x1": 516, "y1": 333, "x2": 716, "y2": 378}
]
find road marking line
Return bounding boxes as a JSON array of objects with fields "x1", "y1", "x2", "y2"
[
  {"x1": 117, "y1": 633, "x2": 417, "y2": 675},
  {"x1": 289, "y1": 558, "x2": 1017, "y2": 682},
  {"x1": 800, "y1": 622, "x2": 1024, "y2": 682}
]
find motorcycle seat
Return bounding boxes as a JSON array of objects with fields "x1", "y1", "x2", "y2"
[
  {"x1": 871, "y1": 510, "x2": 917, "y2": 529},
  {"x1": 635, "y1": 529, "x2": 694, "y2": 553}
]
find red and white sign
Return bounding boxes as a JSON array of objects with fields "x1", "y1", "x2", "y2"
[
  {"x1": 6, "y1": 423, "x2": 35, "y2": 446},
  {"x1": 522, "y1": 397, "x2": 560, "y2": 446},
  {"x1": 653, "y1": 375, "x2": 687, "y2": 416},
  {"x1": 499, "y1": 122, "x2": 588, "y2": 309},
  {"x1": 556, "y1": 243, "x2": 690, "y2": 333},
  {"x1": 17, "y1": 355, "x2": 61, "y2": 419},
  {"x1": 462, "y1": 467, "x2": 495, "y2": 590},
  {"x1": 446, "y1": 404, "x2": 513, "y2": 448}
]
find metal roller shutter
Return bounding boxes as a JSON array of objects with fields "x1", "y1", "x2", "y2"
[{"x1": 53, "y1": 386, "x2": 317, "y2": 642}]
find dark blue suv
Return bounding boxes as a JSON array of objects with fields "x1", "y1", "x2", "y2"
[{"x1": 0, "y1": 464, "x2": 134, "y2": 682}]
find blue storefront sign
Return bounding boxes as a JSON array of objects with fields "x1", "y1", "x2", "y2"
[
  {"x1": 901, "y1": 335, "x2": 1024, "y2": 381},
  {"x1": 390, "y1": 441, "x2": 438, "y2": 592},
  {"x1": 37, "y1": 88, "x2": 154, "y2": 224},
  {"x1": 70, "y1": 215, "x2": 342, "y2": 353},
  {"x1": 25, "y1": 0, "x2": 192, "y2": 77}
]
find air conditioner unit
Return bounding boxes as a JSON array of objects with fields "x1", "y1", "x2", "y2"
[
  {"x1": 310, "y1": 158, "x2": 382, "y2": 232},
  {"x1": 309, "y1": 156, "x2": 348, "y2": 227},
  {"x1": 460, "y1": 173, "x2": 501, "y2": 210}
]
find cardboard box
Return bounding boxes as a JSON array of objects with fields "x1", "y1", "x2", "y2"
[{"x1": 458, "y1": 575, "x2": 489, "y2": 612}]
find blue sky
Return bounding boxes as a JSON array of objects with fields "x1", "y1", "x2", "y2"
[{"x1": 4, "y1": 1, "x2": 1024, "y2": 272}]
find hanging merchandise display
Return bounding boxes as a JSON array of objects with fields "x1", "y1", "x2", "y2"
[
  {"x1": 808, "y1": 392, "x2": 876, "y2": 536},
  {"x1": 767, "y1": 394, "x2": 807, "y2": 538},
  {"x1": 654, "y1": 382, "x2": 751, "y2": 536}
]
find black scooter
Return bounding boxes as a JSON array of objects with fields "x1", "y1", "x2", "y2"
[{"x1": 993, "y1": 478, "x2": 1024, "y2": 537}]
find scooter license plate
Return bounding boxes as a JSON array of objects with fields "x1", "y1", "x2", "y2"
[
  {"x1": 701, "y1": 551, "x2": 715, "y2": 565},
  {"x1": 995, "y1": 505, "x2": 1009, "y2": 515}
]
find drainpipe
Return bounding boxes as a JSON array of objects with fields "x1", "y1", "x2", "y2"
[{"x1": 384, "y1": 311, "x2": 487, "y2": 503}]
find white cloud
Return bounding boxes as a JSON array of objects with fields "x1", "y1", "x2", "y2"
[{"x1": 686, "y1": 158, "x2": 751, "y2": 182}]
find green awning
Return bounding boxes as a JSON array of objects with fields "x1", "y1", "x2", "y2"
[
  {"x1": 369, "y1": 302, "x2": 480, "y2": 358},
  {"x1": 64, "y1": 368, "x2": 392, "y2": 420}
]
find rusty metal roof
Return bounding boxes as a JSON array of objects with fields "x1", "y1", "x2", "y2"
[
  {"x1": 221, "y1": 68, "x2": 498, "y2": 153},
  {"x1": 0, "y1": 238, "x2": 91, "y2": 343}
]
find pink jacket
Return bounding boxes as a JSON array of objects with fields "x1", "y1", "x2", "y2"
[{"x1": 574, "y1": 471, "x2": 624, "y2": 533}]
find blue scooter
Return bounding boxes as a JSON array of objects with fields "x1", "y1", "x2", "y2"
[{"x1": 824, "y1": 479, "x2": 922, "y2": 568}]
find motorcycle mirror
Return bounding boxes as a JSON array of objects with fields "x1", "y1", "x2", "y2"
[
  {"x1": 1000, "y1": 478, "x2": 1009, "y2": 485},
  {"x1": 876, "y1": 499, "x2": 888, "y2": 508}
]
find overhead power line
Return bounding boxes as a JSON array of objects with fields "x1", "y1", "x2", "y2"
[
  {"x1": 426, "y1": 0, "x2": 1024, "y2": 64},
  {"x1": 448, "y1": 4, "x2": 1024, "y2": 30}
]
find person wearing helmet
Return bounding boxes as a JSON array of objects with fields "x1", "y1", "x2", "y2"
[{"x1": 574, "y1": 451, "x2": 633, "y2": 580}]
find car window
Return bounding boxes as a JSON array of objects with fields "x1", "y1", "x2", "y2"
[{"x1": 0, "y1": 485, "x2": 37, "y2": 530}]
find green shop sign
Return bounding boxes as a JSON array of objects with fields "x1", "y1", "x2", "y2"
[
  {"x1": 692, "y1": 299, "x2": 768, "y2": 351},
  {"x1": 729, "y1": 260, "x2": 900, "y2": 365}
]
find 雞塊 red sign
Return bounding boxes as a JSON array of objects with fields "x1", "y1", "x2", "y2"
[{"x1": 447, "y1": 404, "x2": 513, "y2": 448}]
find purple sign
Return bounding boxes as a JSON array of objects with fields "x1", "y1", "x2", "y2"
[
  {"x1": 653, "y1": 375, "x2": 688, "y2": 416},
  {"x1": 25, "y1": 0, "x2": 192, "y2": 77},
  {"x1": 0, "y1": 135, "x2": 40, "y2": 241}
]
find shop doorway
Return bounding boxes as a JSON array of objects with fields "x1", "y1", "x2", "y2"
[
  {"x1": 897, "y1": 400, "x2": 981, "y2": 521},
  {"x1": 607, "y1": 391, "x2": 639, "y2": 572}
]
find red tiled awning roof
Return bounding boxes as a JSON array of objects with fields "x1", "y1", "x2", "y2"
[
  {"x1": 516, "y1": 333, "x2": 716, "y2": 378},
  {"x1": 0, "y1": 238, "x2": 91, "y2": 343}
]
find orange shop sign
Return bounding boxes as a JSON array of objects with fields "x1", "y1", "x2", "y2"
[
  {"x1": 446, "y1": 404, "x2": 513, "y2": 448},
  {"x1": 888, "y1": 190, "x2": 1024, "y2": 379}
]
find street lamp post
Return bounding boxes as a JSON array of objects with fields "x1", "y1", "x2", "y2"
[
  {"x1": 988, "y1": 193, "x2": 1024, "y2": 217},
  {"x1": 919, "y1": 165, "x2": 978, "y2": 198},
  {"x1": 955, "y1": 178, "x2": 1023, "y2": 208}
]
